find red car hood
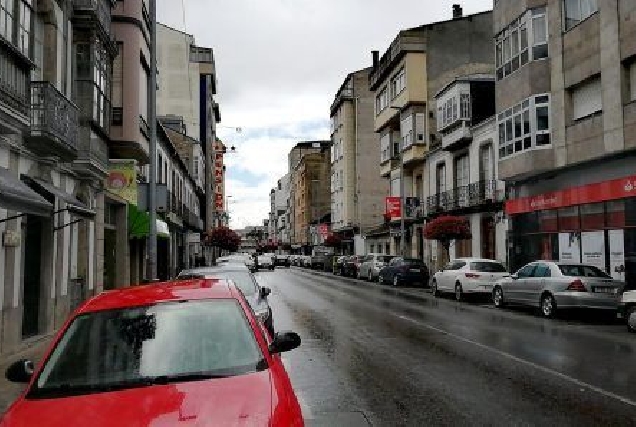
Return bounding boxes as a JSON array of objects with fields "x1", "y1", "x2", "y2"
[{"x1": 2, "y1": 370, "x2": 272, "y2": 427}]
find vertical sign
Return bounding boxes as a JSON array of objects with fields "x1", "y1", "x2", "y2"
[
  {"x1": 609, "y1": 229, "x2": 625, "y2": 281},
  {"x1": 385, "y1": 197, "x2": 401, "y2": 219},
  {"x1": 214, "y1": 143, "x2": 224, "y2": 211},
  {"x1": 106, "y1": 160, "x2": 137, "y2": 205},
  {"x1": 581, "y1": 231, "x2": 606, "y2": 272},
  {"x1": 558, "y1": 232, "x2": 581, "y2": 263}
]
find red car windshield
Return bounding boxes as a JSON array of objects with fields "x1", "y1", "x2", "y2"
[{"x1": 28, "y1": 300, "x2": 265, "y2": 399}]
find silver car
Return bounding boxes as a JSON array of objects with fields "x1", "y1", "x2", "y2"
[
  {"x1": 358, "y1": 254, "x2": 394, "y2": 281},
  {"x1": 493, "y1": 261, "x2": 624, "y2": 318},
  {"x1": 618, "y1": 289, "x2": 636, "y2": 333}
]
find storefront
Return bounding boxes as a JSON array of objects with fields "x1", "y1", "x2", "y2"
[{"x1": 506, "y1": 174, "x2": 636, "y2": 284}]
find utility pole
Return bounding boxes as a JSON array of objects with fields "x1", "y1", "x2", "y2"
[
  {"x1": 147, "y1": 0, "x2": 158, "y2": 280},
  {"x1": 400, "y1": 144, "x2": 406, "y2": 257}
]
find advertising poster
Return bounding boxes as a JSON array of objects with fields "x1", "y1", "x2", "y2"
[
  {"x1": 609, "y1": 229, "x2": 625, "y2": 281},
  {"x1": 558, "y1": 232, "x2": 581, "y2": 263},
  {"x1": 106, "y1": 160, "x2": 137, "y2": 205},
  {"x1": 581, "y1": 231, "x2": 606, "y2": 272},
  {"x1": 385, "y1": 197, "x2": 401, "y2": 219}
]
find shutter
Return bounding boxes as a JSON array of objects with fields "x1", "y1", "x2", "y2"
[{"x1": 572, "y1": 78, "x2": 602, "y2": 120}]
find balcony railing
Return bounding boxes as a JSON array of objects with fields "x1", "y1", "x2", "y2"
[
  {"x1": 27, "y1": 82, "x2": 79, "y2": 160},
  {"x1": 426, "y1": 180, "x2": 504, "y2": 217},
  {"x1": 73, "y1": 0, "x2": 112, "y2": 37},
  {"x1": 77, "y1": 132, "x2": 108, "y2": 172}
]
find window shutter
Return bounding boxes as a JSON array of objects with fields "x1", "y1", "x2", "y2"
[{"x1": 572, "y1": 77, "x2": 602, "y2": 120}]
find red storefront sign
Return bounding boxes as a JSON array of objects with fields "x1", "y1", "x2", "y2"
[
  {"x1": 318, "y1": 224, "x2": 329, "y2": 239},
  {"x1": 505, "y1": 174, "x2": 636, "y2": 215},
  {"x1": 385, "y1": 197, "x2": 401, "y2": 219}
]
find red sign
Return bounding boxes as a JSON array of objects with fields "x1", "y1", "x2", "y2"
[
  {"x1": 385, "y1": 197, "x2": 401, "y2": 219},
  {"x1": 505, "y1": 174, "x2": 636, "y2": 215},
  {"x1": 318, "y1": 224, "x2": 329, "y2": 239}
]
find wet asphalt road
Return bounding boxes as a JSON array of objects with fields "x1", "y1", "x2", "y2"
[{"x1": 254, "y1": 267, "x2": 636, "y2": 427}]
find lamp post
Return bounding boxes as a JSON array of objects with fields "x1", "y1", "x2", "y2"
[
  {"x1": 389, "y1": 106, "x2": 406, "y2": 257},
  {"x1": 147, "y1": 0, "x2": 158, "y2": 280}
]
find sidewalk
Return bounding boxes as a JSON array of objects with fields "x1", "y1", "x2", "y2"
[{"x1": 0, "y1": 334, "x2": 54, "y2": 412}]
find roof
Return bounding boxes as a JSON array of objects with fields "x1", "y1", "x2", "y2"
[{"x1": 77, "y1": 280, "x2": 235, "y2": 314}]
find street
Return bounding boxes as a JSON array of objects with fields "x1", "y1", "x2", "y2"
[{"x1": 256, "y1": 268, "x2": 636, "y2": 426}]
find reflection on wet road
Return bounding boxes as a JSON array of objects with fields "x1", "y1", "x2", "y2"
[{"x1": 255, "y1": 268, "x2": 636, "y2": 426}]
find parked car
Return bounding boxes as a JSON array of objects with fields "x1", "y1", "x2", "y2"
[
  {"x1": 492, "y1": 261, "x2": 624, "y2": 318},
  {"x1": 432, "y1": 258, "x2": 509, "y2": 301},
  {"x1": 1, "y1": 279, "x2": 303, "y2": 426},
  {"x1": 378, "y1": 257, "x2": 430, "y2": 287},
  {"x1": 358, "y1": 254, "x2": 395, "y2": 282},
  {"x1": 275, "y1": 254, "x2": 291, "y2": 268},
  {"x1": 258, "y1": 253, "x2": 276, "y2": 270},
  {"x1": 310, "y1": 252, "x2": 333, "y2": 270},
  {"x1": 178, "y1": 264, "x2": 275, "y2": 335},
  {"x1": 300, "y1": 255, "x2": 312, "y2": 268},
  {"x1": 333, "y1": 256, "x2": 348, "y2": 275},
  {"x1": 619, "y1": 288, "x2": 636, "y2": 333},
  {"x1": 343, "y1": 255, "x2": 364, "y2": 278}
]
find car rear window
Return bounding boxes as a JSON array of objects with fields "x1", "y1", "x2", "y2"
[
  {"x1": 470, "y1": 262, "x2": 507, "y2": 273},
  {"x1": 558, "y1": 265, "x2": 611, "y2": 279}
]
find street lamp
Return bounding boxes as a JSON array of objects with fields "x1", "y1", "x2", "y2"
[{"x1": 390, "y1": 105, "x2": 406, "y2": 257}]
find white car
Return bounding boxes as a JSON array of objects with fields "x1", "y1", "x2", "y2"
[
  {"x1": 358, "y1": 254, "x2": 395, "y2": 281},
  {"x1": 258, "y1": 253, "x2": 275, "y2": 270},
  {"x1": 432, "y1": 258, "x2": 509, "y2": 301},
  {"x1": 619, "y1": 289, "x2": 636, "y2": 333}
]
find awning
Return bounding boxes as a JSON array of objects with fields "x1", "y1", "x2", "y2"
[
  {"x1": 0, "y1": 167, "x2": 53, "y2": 217},
  {"x1": 22, "y1": 176, "x2": 95, "y2": 219},
  {"x1": 128, "y1": 204, "x2": 170, "y2": 240}
]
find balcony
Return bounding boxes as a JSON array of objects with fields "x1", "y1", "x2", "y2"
[
  {"x1": 426, "y1": 181, "x2": 505, "y2": 217},
  {"x1": 74, "y1": 80, "x2": 111, "y2": 134},
  {"x1": 73, "y1": 131, "x2": 109, "y2": 178},
  {"x1": 25, "y1": 82, "x2": 79, "y2": 162},
  {"x1": 72, "y1": 0, "x2": 113, "y2": 38},
  {"x1": 441, "y1": 121, "x2": 472, "y2": 151}
]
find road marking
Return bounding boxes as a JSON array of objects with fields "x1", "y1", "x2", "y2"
[{"x1": 395, "y1": 314, "x2": 636, "y2": 408}]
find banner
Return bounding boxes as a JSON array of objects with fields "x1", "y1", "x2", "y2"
[
  {"x1": 106, "y1": 160, "x2": 137, "y2": 205},
  {"x1": 609, "y1": 229, "x2": 625, "y2": 281},
  {"x1": 558, "y1": 232, "x2": 581, "y2": 263},
  {"x1": 385, "y1": 197, "x2": 401, "y2": 219},
  {"x1": 581, "y1": 231, "x2": 606, "y2": 272}
]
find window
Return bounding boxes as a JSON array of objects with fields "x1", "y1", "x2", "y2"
[
  {"x1": 139, "y1": 64, "x2": 149, "y2": 121},
  {"x1": 31, "y1": 11, "x2": 42, "y2": 80},
  {"x1": 534, "y1": 264, "x2": 552, "y2": 277},
  {"x1": 564, "y1": 0, "x2": 598, "y2": 31},
  {"x1": 516, "y1": 264, "x2": 536, "y2": 278},
  {"x1": 436, "y1": 163, "x2": 446, "y2": 194},
  {"x1": 571, "y1": 77, "x2": 602, "y2": 120},
  {"x1": 17, "y1": 0, "x2": 30, "y2": 56},
  {"x1": 390, "y1": 68, "x2": 406, "y2": 98},
  {"x1": 415, "y1": 113, "x2": 425, "y2": 143},
  {"x1": 460, "y1": 94, "x2": 470, "y2": 119},
  {"x1": 498, "y1": 94, "x2": 550, "y2": 158},
  {"x1": 454, "y1": 154, "x2": 469, "y2": 189},
  {"x1": 375, "y1": 86, "x2": 389, "y2": 114},
  {"x1": 496, "y1": 7, "x2": 547, "y2": 80},
  {"x1": 401, "y1": 115, "x2": 413, "y2": 149},
  {"x1": 0, "y1": 0, "x2": 13, "y2": 42},
  {"x1": 559, "y1": 264, "x2": 610, "y2": 278},
  {"x1": 112, "y1": 44, "x2": 124, "y2": 108},
  {"x1": 390, "y1": 178, "x2": 400, "y2": 197},
  {"x1": 446, "y1": 261, "x2": 467, "y2": 270},
  {"x1": 91, "y1": 42, "x2": 110, "y2": 129},
  {"x1": 471, "y1": 262, "x2": 507, "y2": 273},
  {"x1": 630, "y1": 62, "x2": 636, "y2": 102},
  {"x1": 479, "y1": 144, "x2": 493, "y2": 182}
]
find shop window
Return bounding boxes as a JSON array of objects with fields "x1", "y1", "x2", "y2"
[
  {"x1": 580, "y1": 203, "x2": 604, "y2": 230},
  {"x1": 540, "y1": 234, "x2": 559, "y2": 261},
  {"x1": 606, "y1": 200, "x2": 625, "y2": 228},
  {"x1": 513, "y1": 212, "x2": 539, "y2": 234},
  {"x1": 538, "y1": 210, "x2": 558, "y2": 232},
  {"x1": 627, "y1": 198, "x2": 636, "y2": 227},
  {"x1": 558, "y1": 206, "x2": 580, "y2": 230}
]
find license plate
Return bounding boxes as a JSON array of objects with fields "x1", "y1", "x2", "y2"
[
  {"x1": 594, "y1": 287, "x2": 617, "y2": 294},
  {"x1": 409, "y1": 269, "x2": 420, "y2": 273}
]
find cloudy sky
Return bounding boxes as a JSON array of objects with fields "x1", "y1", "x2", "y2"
[{"x1": 157, "y1": 0, "x2": 493, "y2": 230}]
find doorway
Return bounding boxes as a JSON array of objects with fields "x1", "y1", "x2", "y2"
[
  {"x1": 626, "y1": 229, "x2": 636, "y2": 290},
  {"x1": 22, "y1": 215, "x2": 43, "y2": 338},
  {"x1": 481, "y1": 216, "x2": 495, "y2": 260}
]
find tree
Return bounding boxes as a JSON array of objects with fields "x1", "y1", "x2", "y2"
[
  {"x1": 423, "y1": 216, "x2": 471, "y2": 257},
  {"x1": 323, "y1": 234, "x2": 342, "y2": 248},
  {"x1": 206, "y1": 226, "x2": 241, "y2": 253}
]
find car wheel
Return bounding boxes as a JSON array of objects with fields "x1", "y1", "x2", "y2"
[
  {"x1": 493, "y1": 286, "x2": 505, "y2": 308},
  {"x1": 626, "y1": 306, "x2": 636, "y2": 333},
  {"x1": 393, "y1": 275, "x2": 400, "y2": 287},
  {"x1": 431, "y1": 280, "x2": 439, "y2": 297},
  {"x1": 455, "y1": 283, "x2": 463, "y2": 302},
  {"x1": 540, "y1": 293, "x2": 557, "y2": 318}
]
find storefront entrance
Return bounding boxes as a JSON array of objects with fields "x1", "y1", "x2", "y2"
[{"x1": 22, "y1": 215, "x2": 43, "y2": 338}]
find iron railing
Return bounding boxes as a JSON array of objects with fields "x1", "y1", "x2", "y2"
[
  {"x1": 30, "y1": 81, "x2": 79, "y2": 152},
  {"x1": 427, "y1": 180, "x2": 504, "y2": 216}
]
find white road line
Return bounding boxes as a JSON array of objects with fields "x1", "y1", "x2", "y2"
[{"x1": 396, "y1": 314, "x2": 636, "y2": 408}]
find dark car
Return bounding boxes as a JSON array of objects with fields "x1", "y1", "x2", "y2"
[
  {"x1": 274, "y1": 254, "x2": 291, "y2": 268},
  {"x1": 177, "y1": 264, "x2": 274, "y2": 335},
  {"x1": 343, "y1": 255, "x2": 364, "y2": 278},
  {"x1": 379, "y1": 257, "x2": 430, "y2": 287}
]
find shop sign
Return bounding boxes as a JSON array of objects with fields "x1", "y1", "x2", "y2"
[
  {"x1": 385, "y1": 197, "x2": 401, "y2": 219},
  {"x1": 506, "y1": 174, "x2": 636, "y2": 215},
  {"x1": 106, "y1": 160, "x2": 137, "y2": 205},
  {"x1": 2, "y1": 230, "x2": 20, "y2": 247},
  {"x1": 318, "y1": 224, "x2": 329, "y2": 239},
  {"x1": 581, "y1": 231, "x2": 606, "y2": 272}
]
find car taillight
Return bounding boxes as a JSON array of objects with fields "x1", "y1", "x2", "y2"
[
  {"x1": 465, "y1": 272, "x2": 481, "y2": 278},
  {"x1": 567, "y1": 279, "x2": 587, "y2": 292}
]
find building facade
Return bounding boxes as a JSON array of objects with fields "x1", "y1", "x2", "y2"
[
  {"x1": 0, "y1": 0, "x2": 115, "y2": 354},
  {"x1": 495, "y1": 0, "x2": 636, "y2": 283},
  {"x1": 330, "y1": 68, "x2": 388, "y2": 254},
  {"x1": 369, "y1": 7, "x2": 494, "y2": 258}
]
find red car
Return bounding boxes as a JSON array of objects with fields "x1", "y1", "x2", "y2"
[{"x1": 1, "y1": 280, "x2": 304, "y2": 426}]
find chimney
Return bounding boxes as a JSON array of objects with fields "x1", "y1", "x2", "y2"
[
  {"x1": 372, "y1": 50, "x2": 379, "y2": 68},
  {"x1": 452, "y1": 4, "x2": 462, "y2": 19}
]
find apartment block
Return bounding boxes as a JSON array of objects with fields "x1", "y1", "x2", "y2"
[
  {"x1": 495, "y1": 0, "x2": 636, "y2": 282},
  {"x1": 269, "y1": 174, "x2": 290, "y2": 245},
  {"x1": 330, "y1": 68, "x2": 388, "y2": 254},
  {"x1": 369, "y1": 6, "x2": 493, "y2": 257}
]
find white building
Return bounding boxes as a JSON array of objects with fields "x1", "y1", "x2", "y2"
[{"x1": 425, "y1": 75, "x2": 507, "y2": 271}]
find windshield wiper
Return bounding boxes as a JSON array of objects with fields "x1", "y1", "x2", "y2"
[{"x1": 142, "y1": 373, "x2": 231, "y2": 385}]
